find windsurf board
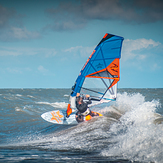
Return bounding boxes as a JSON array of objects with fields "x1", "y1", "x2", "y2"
[{"x1": 41, "y1": 110, "x2": 78, "y2": 125}]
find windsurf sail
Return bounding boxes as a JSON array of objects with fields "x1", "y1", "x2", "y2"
[{"x1": 67, "y1": 33, "x2": 124, "y2": 117}]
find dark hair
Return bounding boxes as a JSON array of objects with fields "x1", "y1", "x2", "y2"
[
  {"x1": 77, "y1": 96, "x2": 83, "y2": 103},
  {"x1": 76, "y1": 96, "x2": 80, "y2": 102}
]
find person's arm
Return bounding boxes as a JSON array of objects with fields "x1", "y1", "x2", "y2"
[
  {"x1": 86, "y1": 98, "x2": 92, "y2": 104},
  {"x1": 85, "y1": 94, "x2": 101, "y2": 101}
]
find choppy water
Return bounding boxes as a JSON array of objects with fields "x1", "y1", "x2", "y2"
[{"x1": 0, "y1": 88, "x2": 163, "y2": 163}]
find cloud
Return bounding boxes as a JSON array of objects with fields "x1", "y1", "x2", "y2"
[
  {"x1": 6, "y1": 67, "x2": 22, "y2": 74},
  {"x1": 0, "y1": 66, "x2": 30, "y2": 75},
  {"x1": 45, "y1": 0, "x2": 163, "y2": 31},
  {"x1": 122, "y1": 38, "x2": 161, "y2": 61},
  {"x1": 0, "y1": 27, "x2": 41, "y2": 41},
  {"x1": 0, "y1": 4, "x2": 17, "y2": 28},
  {"x1": 38, "y1": 65, "x2": 48, "y2": 74},
  {"x1": 64, "y1": 45, "x2": 94, "y2": 57},
  {"x1": 0, "y1": 4, "x2": 41, "y2": 41},
  {"x1": 121, "y1": 38, "x2": 163, "y2": 72},
  {"x1": 81, "y1": 0, "x2": 163, "y2": 22},
  {"x1": 37, "y1": 65, "x2": 56, "y2": 76},
  {"x1": 0, "y1": 47, "x2": 57, "y2": 57},
  {"x1": 151, "y1": 63, "x2": 161, "y2": 71}
]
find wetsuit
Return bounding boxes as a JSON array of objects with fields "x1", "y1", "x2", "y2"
[
  {"x1": 75, "y1": 98, "x2": 92, "y2": 114},
  {"x1": 75, "y1": 97, "x2": 92, "y2": 123}
]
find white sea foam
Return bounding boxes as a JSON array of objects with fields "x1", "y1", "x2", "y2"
[
  {"x1": 27, "y1": 95, "x2": 35, "y2": 98},
  {"x1": 101, "y1": 92, "x2": 163, "y2": 162},
  {"x1": 36, "y1": 101, "x2": 68, "y2": 109},
  {"x1": 16, "y1": 94, "x2": 22, "y2": 97},
  {"x1": 64, "y1": 94, "x2": 69, "y2": 97},
  {"x1": 15, "y1": 107, "x2": 22, "y2": 112}
]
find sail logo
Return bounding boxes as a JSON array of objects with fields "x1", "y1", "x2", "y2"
[
  {"x1": 51, "y1": 110, "x2": 63, "y2": 123},
  {"x1": 96, "y1": 63, "x2": 103, "y2": 69},
  {"x1": 110, "y1": 63, "x2": 118, "y2": 73}
]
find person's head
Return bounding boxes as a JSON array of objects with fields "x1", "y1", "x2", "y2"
[{"x1": 77, "y1": 96, "x2": 83, "y2": 104}]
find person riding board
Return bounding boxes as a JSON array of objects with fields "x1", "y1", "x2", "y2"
[{"x1": 75, "y1": 93, "x2": 101, "y2": 123}]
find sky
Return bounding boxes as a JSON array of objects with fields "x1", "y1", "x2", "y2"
[{"x1": 0, "y1": 0, "x2": 163, "y2": 88}]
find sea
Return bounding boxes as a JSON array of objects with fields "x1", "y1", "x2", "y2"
[{"x1": 0, "y1": 88, "x2": 163, "y2": 163}]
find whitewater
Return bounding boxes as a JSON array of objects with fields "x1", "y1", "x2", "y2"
[{"x1": 0, "y1": 88, "x2": 163, "y2": 163}]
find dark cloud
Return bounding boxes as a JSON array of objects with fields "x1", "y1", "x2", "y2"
[
  {"x1": 46, "y1": 0, "x2": 163, "y2": 31},
  {"x1": 0, "y1": 4, "x2": 40, "y2": 41},
  {"x1": 82, "y1": 0, "x2": 163, "y2": 22},
  {"x1": 0, "y1": 5, "x2": 16, "y2": 28},
  {"x1": 0, "y1": 4, "x2": 24, "y2": 28},
  {"x1": 45, "y1": 1, "x2": 87, "y2": 31}
]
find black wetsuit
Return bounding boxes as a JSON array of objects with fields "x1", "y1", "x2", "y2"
[
  {"x1": 75, "y1": 98, "x2": 92, "y2": 113},
  {"x1": 75, "y1": 98, "x2": 92, "y2": 123}
]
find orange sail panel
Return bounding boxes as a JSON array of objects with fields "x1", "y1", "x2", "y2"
[
  {"x1": 107, "y1": 58, "x2": 119, "y2": 78},
  {"x1": 86, "y1": 58, "x2": 120, "y2": 80}
]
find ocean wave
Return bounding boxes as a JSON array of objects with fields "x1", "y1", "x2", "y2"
[
  {"x1": 16, "y1": 94, "x2": 22, "y2": 97},
  {"x1": 1, "y1": 90, "x2": 163, "y2": 162}
]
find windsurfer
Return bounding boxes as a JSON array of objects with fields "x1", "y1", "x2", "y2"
[{"x1": 75, "y1": 93, "x2": 100, "y2": 123}]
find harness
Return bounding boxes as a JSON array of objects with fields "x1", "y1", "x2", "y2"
[{"x1": 81, "y1": 108, "x2": 90, "y2": 116}]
